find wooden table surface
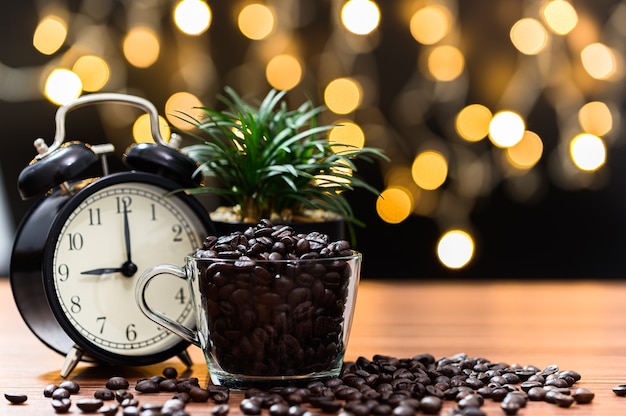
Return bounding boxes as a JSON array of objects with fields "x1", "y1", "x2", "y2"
[{"x1": 3, "y1": 278, "x2": 626, "y2": 415}]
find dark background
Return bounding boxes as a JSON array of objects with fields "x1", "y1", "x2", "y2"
[{"x1": 1, "y1": 0, "x2": 626, "y2": 279}]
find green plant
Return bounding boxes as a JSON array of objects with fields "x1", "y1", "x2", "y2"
[{"x1": 178, "y1": 87, "x2": 387, "y2": 227}]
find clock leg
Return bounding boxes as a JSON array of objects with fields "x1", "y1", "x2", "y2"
[
  {"x1": 61, "y1": 345, "x2": 84, "y2": 378},
  {"x1": 177, "y1": 349, "x2": 193, "y2": 367}
]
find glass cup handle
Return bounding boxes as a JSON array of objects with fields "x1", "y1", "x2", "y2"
[{"x1": 135, "y1": 264, "x2": 201, "y2": 348}]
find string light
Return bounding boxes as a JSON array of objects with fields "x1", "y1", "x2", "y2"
[{"x1": 7, "y1": 0, "x2": 626, "y2": 271}]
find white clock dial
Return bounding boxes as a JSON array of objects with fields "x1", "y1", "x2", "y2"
[{"x1": 52, "y1": 182, "x2": 204, "y2": 356}]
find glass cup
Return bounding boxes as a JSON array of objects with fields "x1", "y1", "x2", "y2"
[{"x1": 136, "y1": 252, "x2": 361, "y2": 389}]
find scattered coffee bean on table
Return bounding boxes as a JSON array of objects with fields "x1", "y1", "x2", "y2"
[{"x1": 4, "y1": 391, "x2": 27, "y2": 404}]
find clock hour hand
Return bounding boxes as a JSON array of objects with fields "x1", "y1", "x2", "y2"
[
  {"x1": 80, "y1": 261, "x2": 138, "y2": 277},
  {"x1": 80, "y1": 267, "x2": 123, "y2": 275}
]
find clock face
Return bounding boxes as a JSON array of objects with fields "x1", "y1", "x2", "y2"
[{"x1": 49, "y1": 179, "x2": 206, "y2": 358}]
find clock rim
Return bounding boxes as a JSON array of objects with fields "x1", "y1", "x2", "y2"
[{"x1": 11, "y1": 171, "x2": 215, "y2": 366}]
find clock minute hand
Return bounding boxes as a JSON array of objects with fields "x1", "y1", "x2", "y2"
[{"x1": 123, "y1": 202, "x2": 132, "y2": 263}]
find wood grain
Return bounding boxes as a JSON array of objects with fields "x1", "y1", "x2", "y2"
[{"x1": 2, "y1": 279, "x2": 626, "y2": 415}]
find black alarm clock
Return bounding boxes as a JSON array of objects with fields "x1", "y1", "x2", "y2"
[{"x1": 10, "y1": 93, "x2": 215, "y2": 377}]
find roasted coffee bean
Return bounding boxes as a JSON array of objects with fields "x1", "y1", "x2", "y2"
[
  {"x1": 44, "y1": 383, "x2": 59, "y2": 397},
  {"x1": 4, "y1": 392, "x2": 27, "y2": 404},
  {"x1": 613, "y1": 384, "x2": 626, "y2": 396},
  {"x1": 159, "y1": 379, "x2": 179, "y2": 392},
  {"x1": 189, "y1": 386, "x2": 210, "y2": 402},
  {"x1": 122, "y1": 405, "x2": 140, "y2": 416},
  {"x1": 94, "y1": 388, "x2": 115, "y2": 400},
  {"x1": 212, "y1": 403, "x2": 230, "y2": 416},
  {"x1": 500, "y1": 400, "x2": 520, "y2": 415},
  {"x1": 116, "y1": 390, "x2": 134, "y2": 403},
  {"x1": 526, "y1": 386, "x2": 546, "y2": 401},
  {"x1": 552, "y1": 392, "x2": 575, "y2": 407},
  {"x1": 76, "y1": 398, "x2": 104, "y2": 412},
  {"x1": 52, "y1": 387, "x2": 71, "y2": 400},
  {"x1": 121, "y1": 398, "x2": 139, "y2": 408},
  {"x1": 572, "y1": 387, "x2": 595, "y2": 404},
  {"x1": 98, "y1": 404, "x2": 119, "y2": 416},
  {"x1": 240, "y1": 398, "x2": 262, "y2": 415},
  {"x1": 106, "y1": 376, "x2": 130, "y2": 390},
  {"x1": 269, "y1": 402, "x2": 290, "y2": 416},
  {"x1": 419, "y1": 396, "x2": 442, "y2": 414},
  {"x1": 163, "y1": 367, "x2": 179, "y2": 379},
  {"x1": 135, "y1": 379, "x2": 160, "y2": 393},
  {"x1": 51, "y1": 398, "x2": 72, "y2": 413},
  {"x1": 60, "y1": 380, "x2": 80, "y2": 394}
]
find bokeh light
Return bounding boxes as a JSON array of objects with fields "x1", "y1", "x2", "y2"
[
  {"x1": 411, "y1": 151, "x2": 448, "y2": 190},
  {"x1": 165, "y1": 91, "x2": 203, "y2": 130},
  {"x1": 376, "y1": 187, "x2": 413, "y2": 224},
  {"x1": 341, "y1": 0, "x2": 380, "y2": 35},
  {"x1": 72, "y1": 55, "x2": 110, "y2": 92},
  {"x1": 238, "y1": 3, "x2": 275, "y2": 40},
  {"x1": 437, "y1": 230, "x2": 475, "y2": 269},
  {"x1": 44, "y1": 69, "x2": 82, "y2": 105},
  {"x1": 510, "y1": 18, "x2": 549, "y2": 55},
  {"x1": 506, "y1": 130, "x2": 544, "y2": 169},
  {"x1": 324, "y1": 78, "x2": 362, "y2": 114},
  {"x1": 328, "y1": 121, "x2": 366, "y2": 153},
  {"x1": 581, "y1": 43, "x2": 617, "y2": 80},
  {"x1": 174, "y1": 0, "x2": 212, "y2": 35},
  {"x1": 410, "y1": 5, "x2": 453, "y2": 45},
  {"x1": 489, "y1": 111, "x2": 525, "y2": 148},
  {"x1": 456, "y1": 104, "x2": 493, "y2": 142},
  {"x1": 570, "y1": 133, "x2": 606, "y2": 171},
  {"x1": 427, "y1": 45, "x2": 465, "y2": 81},
  {"x1": 123, "y1": 27, "x2": 160, "y2": 68},
  {"x1": 542, "y1": 0, "x2": 578, "y2": 35},
  {"x1": 578, "y1": 101, "x2": 612, "y2": 136},
  {"x1": 33, "y1": 16, "x2": 67, "y2": 55},
  {"x1": 266, "y1": 54, "x2": 302, "y2": 91},
  {"x1": 133, "y1": 113, "x2": 172, "y2": 144}
]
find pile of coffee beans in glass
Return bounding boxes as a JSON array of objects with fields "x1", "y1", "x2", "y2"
[{"x1": 194, "y1": 220, "x2": 356, "y2": 377}]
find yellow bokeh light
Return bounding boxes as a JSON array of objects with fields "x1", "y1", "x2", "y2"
[
  {"x1": 123, "y1": 27, "x2": 160, "y2": 68},
  {"x1": 437, "y1": 229, "x2": 475, "y2": 269},
  {"x1": 72, "y1": 55, "x2": 110, "y2": 92},
  {"x1": 581, "y1": 43, "x2": 616, "y2": 80},
  {"x1": 578, "y1": 101, "x2": 612, "y2": 137},
  {"x1": 542, "y1": 0, "x2": 578, "y2": 35},
  {"x1": 510, "y1": 18, "x2": 549, "y2": 55},
  {"x1": 165, "y1": 92, "x2": 203, "y2": 130},
  {"x1": 488, "y1": 111, "x2": 525, "y2": 148},
  {"x1": 238, "y1": 3, "x2": 275, "y2": 40},
  {"x1": 33, "y1": 15, "x2": 67, "y2": 55},
  {"x1": 174, "y1": 0, "x2": 212, "y2": 35},
  {"x1": 427, "y1": 45, "x2": 465, "y2": 82},
  {"x1": 341, "y1": 0, "x2": 380, "y2": 35},
  {"x1": 376, "y1": 187, "x2": 413, "y2": 224},
  {"x1": 570, "y1": 133, "x2": 606, "y2": 171},
  {"x1": 328, "y1": 121, "x2": 366, "y2": 154},
  {"x1": 324, "y1": 78, "x2": 363, "y2": 115},
  {"x1": 411, "y1": 150, "x2": 448, "y2": 190},
  {"x1": 133, "y1": 113, "x2": 172, "y2": 144},
  {"x1": 266, "y1": 54, "x2": 302, "y2": 91},
  {"x1": 456, "y1": 104, "x2": 493, "y2": 142},
  {"x1": 409, "y1": 5, "x2": 452, "y2": 45},
  {"x1": 506, "y1": 130, "x2": 544, "y2": 169},
  {"x1": 44, "y1": 69, "x2": 82, "y2": 105}
]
